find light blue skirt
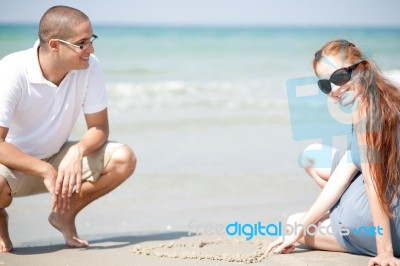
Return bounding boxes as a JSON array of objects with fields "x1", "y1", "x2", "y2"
[{"x1": 329, "y1": 150, "x2": 400, "y2": 256}]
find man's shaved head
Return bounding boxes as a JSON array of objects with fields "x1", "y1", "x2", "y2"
[{"x1": 39, "y1": 5, "x2": 89, "y2": 49}]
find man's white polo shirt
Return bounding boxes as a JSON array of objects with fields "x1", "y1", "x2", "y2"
[{"x1": 0, "y1": 41, "x2": 107, "y2": 159}]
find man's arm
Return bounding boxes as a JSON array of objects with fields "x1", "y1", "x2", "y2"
[
  {"x1": 54, "y1": 108, "x2": 109, "y2": 212},
  {"x1": 0, "y1": 126, "x2": 58, "y2": 207},
  {"x1": 78, "y1": 108, "x2": 109, "y2": 157}
]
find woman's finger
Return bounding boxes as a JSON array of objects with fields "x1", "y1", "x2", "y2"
[
  {"x1": 281, "y1": 244, "x2": 296, "y2": 254},
  {"x1": 266, "y1": 238, "x2": 283, "y2": 254},
  {"x1": 273, "y1": 240, "x2": 295, "y2": 254}
]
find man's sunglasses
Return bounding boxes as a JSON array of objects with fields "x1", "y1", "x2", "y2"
[
  {"x1": 317, "y1": 61, "x2": 364, "y2": 94},
  {"x1": 57, "y1": 34, "x2": 97, "y2": 50}
]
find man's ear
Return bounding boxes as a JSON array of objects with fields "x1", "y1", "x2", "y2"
[{"x1": 48, "y1": 39, "x2": 59, "y2": 51}]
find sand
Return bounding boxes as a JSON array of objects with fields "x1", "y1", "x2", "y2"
[
  {"x1": 0, "y1": 112, "x2": 372, "y2": 265},
  {"x1": 0, "y1": 232, "x2": 370, "y2": 266}
]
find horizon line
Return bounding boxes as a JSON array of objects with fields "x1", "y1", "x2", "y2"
[{"x1": 1, "y1": 22, "x2": 400, "y2": 29}]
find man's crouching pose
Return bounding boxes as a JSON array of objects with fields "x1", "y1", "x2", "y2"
[{"x1": 0, "y1": 5, "x2": 137, "y2": 252}]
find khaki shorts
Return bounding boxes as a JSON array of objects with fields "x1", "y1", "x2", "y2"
[{"x1": 0, "y1": 141, "x2": 124, "y2": 197}]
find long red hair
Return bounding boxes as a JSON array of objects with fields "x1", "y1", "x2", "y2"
[{"x1": 314, "y1": 40, "x2": 400, "y2": 217}]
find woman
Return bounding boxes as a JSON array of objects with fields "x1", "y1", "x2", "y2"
[{"x1": 266, "y1": 40, "x2": 400, "y2": 266}]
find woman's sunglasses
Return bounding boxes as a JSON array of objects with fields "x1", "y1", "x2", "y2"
[{"x1": 317, "y1": 61, "x2": 364, "y2": 94}]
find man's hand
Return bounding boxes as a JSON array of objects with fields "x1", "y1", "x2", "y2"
[
  {"x1": 41, "y1": 163, "x2": 58, "y2": 211},
  {"x1": 54, "y1": 145, "x2": 83, "y2": 213}
]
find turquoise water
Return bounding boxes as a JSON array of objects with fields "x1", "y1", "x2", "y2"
[
  {"x1": 1, "y1": 25, "x2": 399, "y2": 81},
  {"x1": 1, "y1": 25, "x2": 399, "y2": 117}
]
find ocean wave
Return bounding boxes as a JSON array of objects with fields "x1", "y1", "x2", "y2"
[
  {"x1": 105, "y1": 70, "x2": 400, "y2": 124},
  {"x1": 106, "y1": 69, "x2": 400, "y2": 111},
  {"x1": 106, "y1": 80, "x2": 289, "y2": 112}
]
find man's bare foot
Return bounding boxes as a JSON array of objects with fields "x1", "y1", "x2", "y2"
[
  {"x1": 48, "y1": 212, "x2": 89, "y2": 248},
  {"x1": 0, "y1": 209, "x2": 13, "y2": 252}
]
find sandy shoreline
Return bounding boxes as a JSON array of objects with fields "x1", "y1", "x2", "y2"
[
  {"x1": 2, "y1": 117, "x2": 369, "y2": 265},
  {"x1": 0, "y1": 231, "x2": 370, "y2": 266}
]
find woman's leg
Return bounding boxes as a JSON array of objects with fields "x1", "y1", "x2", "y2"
[
  {"x1": 300, "y1": 143, "x2": 338, "y2": 189},
  {"x1": 286, "y1": 212, "x2": 346, "y2": 252}
]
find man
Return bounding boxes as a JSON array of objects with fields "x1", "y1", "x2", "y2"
[{"x1": 0, "y1": 5, "x2": 136, "y2": 252}]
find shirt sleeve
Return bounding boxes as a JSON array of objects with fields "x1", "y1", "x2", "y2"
[
  {"x1": 82, "y1": 55, "x2": 108, "y2": 114},
  {"x1": 0, "y1": 55, "x2": 22, "y2": 128}
]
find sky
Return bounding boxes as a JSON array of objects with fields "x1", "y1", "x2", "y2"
[{"x1": 0, "y1": 0, "x2": 400, "y2": 27}]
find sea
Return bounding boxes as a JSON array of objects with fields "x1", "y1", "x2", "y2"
[
  {"x1": 1, "y1": 25, "x2": 400, "y2": 242},
  {"x1": 1, "y1": 25, "x2": 399, "y2": 117}
]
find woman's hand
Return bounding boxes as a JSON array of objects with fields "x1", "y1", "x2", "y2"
[
  {"x1": 265, "y1": 234, "x2": 299, "y2": 255},
  {"x1": 369, "y1": 254, "x2": 400, "y2": 266}
]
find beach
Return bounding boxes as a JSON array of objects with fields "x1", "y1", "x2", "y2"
[
  {"x1": 1, "y1": 25, "x2": 400, "y2": 265},
  {"x1": 1, "y1": 115, "x2": 370, "y2": 265},
  {"x1": 1, "y1": 149, "x2": 371, "y2": 266},
  {"x1": 1, "y1": 234, "x2": 370, "y2": 266}
]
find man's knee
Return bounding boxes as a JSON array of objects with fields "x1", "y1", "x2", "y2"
[
  {"x1": 0, "y1": 176, "x2": 12, "y2": 208},
  {"x1": 111, "y1": 145, "x2": 137, "y2": 179}
]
